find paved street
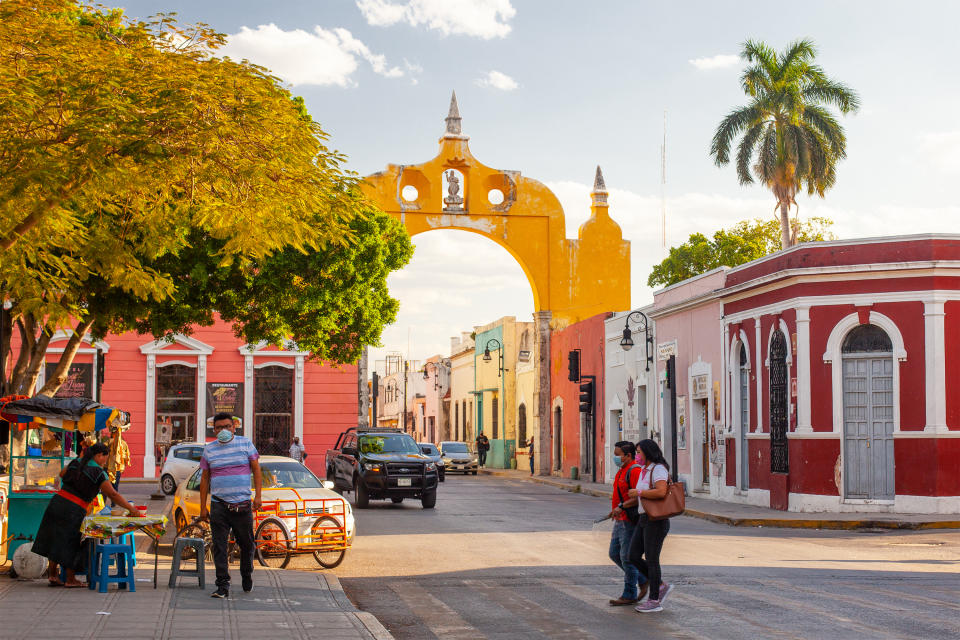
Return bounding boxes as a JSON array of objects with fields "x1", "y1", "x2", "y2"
[{"x1": 329, "y1": 475, "x2": 960, "y2": 640}]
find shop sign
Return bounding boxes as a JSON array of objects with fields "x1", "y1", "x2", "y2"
[
  {"x1": 657, "y1": 340, "x2": 677, "y2": 361},
  {"x1": 206, "y1": 382, "x2": 244, "y2": 438},
  {"x1": 47, "y1": 362, "x2": 92, "y2": 398},
  {"x1": 692, "y1": 374, "x2": 709, "y2": 399}
]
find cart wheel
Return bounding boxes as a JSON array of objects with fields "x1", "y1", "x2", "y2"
[
  {"x1": 255, "y1": 519, "x2": 290, "y2": 569},
  {"x1": 311, "y1": 516, "x2": 347, "y2": 569},
  {"x1": 176, "y1": 522, "x2": 213, "y2": 562},
  {"x1": 227, "y1": 540, "x2": 240, "y2": 565}
]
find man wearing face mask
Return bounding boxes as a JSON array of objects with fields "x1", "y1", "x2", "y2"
[
  {"x1": 606, "y1": 440, "x2": 646, "y2": 606},
  {"x1": 199, "y1": 413, "x2": 262, "y2": 599}
]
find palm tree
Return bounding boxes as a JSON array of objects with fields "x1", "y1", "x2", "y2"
[{"x1": 711, "y1": 39, "x2": 859, "y2": 249}]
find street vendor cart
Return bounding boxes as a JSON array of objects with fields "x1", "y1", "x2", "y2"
[{"x1": 0, "y1": 395, "x2": 129, "y2": 569}]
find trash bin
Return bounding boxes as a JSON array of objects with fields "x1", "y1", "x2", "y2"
[{"x1": 570, "y1": 466, "x2": 579, "y2": 480}]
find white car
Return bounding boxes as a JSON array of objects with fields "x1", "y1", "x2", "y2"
[
  {"x1": 158, "y1": 442, "x2": 204, "y2": 495},
  {"x1": 172, "y1": 456, "x2": 355, "y2": 567}
]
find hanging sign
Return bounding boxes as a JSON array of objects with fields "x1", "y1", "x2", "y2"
[
  {"x1": 206, "y1": 383, "x2": 244, "y2": 438},
  {"x1": 657, "y1": 340, "x2": 677, "y2": 361}
]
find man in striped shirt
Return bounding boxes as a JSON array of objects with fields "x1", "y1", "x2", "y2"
[{"x1": 200, "y1": 413, "x2": 262, "y2": 599}]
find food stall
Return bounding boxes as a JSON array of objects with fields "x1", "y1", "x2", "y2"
[{"x1": 0, "y1": 395, "x2": 128, "y2": 562}]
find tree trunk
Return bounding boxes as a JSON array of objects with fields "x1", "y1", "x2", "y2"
[
  {"x1": 16, "y1": 319, "x2": 54, "y2": 396},
  {"x1": 9, "y1": 316, "x2": 35, "y2": 394},
  {"x1": 779, "y1": 200, "x2": 792, "y2": 250},
  {"x1": 37, "y1": 317, "x2": 95, "y2": 397}
]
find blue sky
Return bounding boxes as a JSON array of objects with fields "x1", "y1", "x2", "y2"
[{"x1": 121, "y1": 0, "x2": 960, "y2": 368}]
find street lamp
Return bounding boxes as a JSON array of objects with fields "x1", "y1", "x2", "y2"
[
  {"x1": 421, "y1": 361, "x2": 442, "y2": 390},
  {"x1": 620, "y1": 310, "x2": 654, "y2": 371},
  {"x1": 482, "y1": 338, "x2": 504, "y2": 377}
]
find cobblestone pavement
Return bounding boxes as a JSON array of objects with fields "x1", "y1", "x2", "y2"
[{"x1": 334, "y1": 475, "x2": 960, "y2": 640}]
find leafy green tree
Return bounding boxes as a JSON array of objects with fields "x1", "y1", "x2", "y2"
[
  {"x1": 0, "y1": 0, "x2": 352, "y2": 258},
  {"x1": 710, "y1": 39, "x2": 859, "y2": 249},
  {"x1": 647, "y1": 217, "x2": 834, "y2": 288}
]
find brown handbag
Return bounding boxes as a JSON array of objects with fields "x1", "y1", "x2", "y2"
[{"x1": 639, "y1": 464, "x2": 685, "y2": 521}]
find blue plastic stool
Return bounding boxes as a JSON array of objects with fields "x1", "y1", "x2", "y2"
[
  {"x1": 90, "y1": 542, "x2": 136, "y2": 592},
  {"x1": 110, "y1": 533, "x2": 137, "y2": 567}
]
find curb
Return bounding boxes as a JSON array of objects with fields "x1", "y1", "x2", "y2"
[
  {"x1": 321, "y1": 573, "x2": 396, "y2": 640},
  {"x1": 480, "y1": 469, "x2": 960, "y2": 531}
]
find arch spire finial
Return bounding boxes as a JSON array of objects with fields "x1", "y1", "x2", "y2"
[
  {"x1": 591, "y1": 165, "x2": 608, "y2": 206},
  {"x1": 445, "y1": 91, "x2": 462, "y2": 135}
]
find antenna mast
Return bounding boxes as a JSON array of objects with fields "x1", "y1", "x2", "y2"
[{"x1": 660, "y1": 110, "x2": 667, "y2": 248}]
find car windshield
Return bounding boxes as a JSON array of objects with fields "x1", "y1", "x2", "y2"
[
  {"x1": 420, "y1": 445, "x2": 438, "y2": 455},
  {"x1": 260, "y1": 461, "x2": 323, "y2": 489},
  {"x1": 442, "y1": 442, "x2": 469, "y2": 454},
  {"x1": 359, "y1": 434, "x2": 421, "y2": 454}
]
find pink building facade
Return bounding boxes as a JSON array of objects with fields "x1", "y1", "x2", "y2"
[
  {"x1": 20, "y1": 316, "x2": 358, "y2": 478},
  {"x1": 649, "y1": 269, "x2": 727, "y2": 497}
]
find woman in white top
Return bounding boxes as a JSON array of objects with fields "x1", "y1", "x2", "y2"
[{"x1": 627, "y1": 438, "x2": 674, "y2": 612}]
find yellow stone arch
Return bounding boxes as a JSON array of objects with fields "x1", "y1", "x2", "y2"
[{"x1": 361, "y1": 93, "x2": 630, "y2": 325}]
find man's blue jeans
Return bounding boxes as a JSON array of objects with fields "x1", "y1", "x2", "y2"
[{"x1": 609, "y1": 519, "x2": 643, "y2": 599}]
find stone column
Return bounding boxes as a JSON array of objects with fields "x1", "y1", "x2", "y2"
[
  {"x1": 535, "y1": 310, "x2": 552, "y2": 476},
  {"x1": 143, "y1": 354, "x2": 157, "y2": 476},
  {"x1": 795, "y1": 307, "x2": 812, "y2": 433},
  {"x1": 924, "y1": 301, "x2": 947, "y2": 432}
]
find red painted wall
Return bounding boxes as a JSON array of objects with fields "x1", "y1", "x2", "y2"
[
  {"x1": 550, "y1": 313, "x2": 610, "y2": 478},
  {"x1": 725, "y1": 437, "x2": 736, "y2": 486},
  {"x1": 10, "y1": 316, "x2": 358, "y2": 478},
  {"x1": 788, "y1": 439, "x2": 840, "y2": 495},
  {"x1": 946, "y1": 302, "x2": 960, "y2": 429}
]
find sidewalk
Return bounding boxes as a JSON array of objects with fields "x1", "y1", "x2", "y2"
[
  {"x1": 0, "y1": 559, "x2": 392, "y2": 640},
  {"x1": 480, "y1": 468, "x2": 960, "y2": 530}
]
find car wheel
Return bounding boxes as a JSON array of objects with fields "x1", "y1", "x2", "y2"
[
  {"x1": 353, "y1": 477, "x2": 369, "y2": 509},
  {"x1": 390, "y1": 497, "x2": 404, "y2": 504},
  {"x1": 160, "y1": 474, "x2": 176, "y2": 495},
  {"x1": 421, "y1": 489, "x2": 437, "y2": 509}
]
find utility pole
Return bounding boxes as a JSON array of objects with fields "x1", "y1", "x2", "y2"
[
  {"x1": 402, "y1": 361, "x2": 409, "y2": 433},
  {"x1": 371, "y1": 371, "x2": 379, "y2": 428}
]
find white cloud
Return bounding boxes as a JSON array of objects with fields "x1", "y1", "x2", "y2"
[
  {"x1": 356, "y1": 0, "x2": 516, "y2": 39},
  {"x1": 918, "y1": 131, "x2": 960, "y2": 174},
  {"x1": 475, "y1": 70, "x2": 518, "y2": 91},
  {"x1": 689, "y1": 54, "x2": 739, "y2": 71},
  {"x1": 221, "y1": 23, "x2": 402, "y2": 87}
]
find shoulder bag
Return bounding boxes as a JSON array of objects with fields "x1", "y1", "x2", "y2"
[
  {"x1": 640, "y1": 464, "x2": 685, "y2": 521},
  {"x1": 615, "y1": 464, "x2": 642, "y2": 525}
]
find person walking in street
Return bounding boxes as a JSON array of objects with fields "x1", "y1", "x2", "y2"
[
  {"x1": 288, "y1": 436, "x2": 307, "y2": 463},
  {"x1": 527, "y1": 437, "x2": 535, "y2": 475},
  {"x1": 607, "y1": 441, "x2": 646, "y2": 606},
  {"x1": 199, "y1": 412, "x2": 262, "y2": 599},
  {"x1": 628, "y1": 438, "x2": 674, "y2": 613},
  {"x1": 475, "y1": 433, "x2": 489, "y2": 467}
]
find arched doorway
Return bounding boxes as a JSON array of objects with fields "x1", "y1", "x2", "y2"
[
  {"x1": 841, "y1": 324, "x2": 895, "y2": 500},
  {"x1": 769, "y1": 330, "x2": 789, "y2": 473}
]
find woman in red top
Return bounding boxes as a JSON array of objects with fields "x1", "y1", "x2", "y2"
[{"x1": 606, "y1": 441, "x2": 646, "y2": 605}]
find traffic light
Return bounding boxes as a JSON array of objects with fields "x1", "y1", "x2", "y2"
[
  {"x1": 567, "y1": 350, "x2": 580, "y2": 382},
  {"x1": 579, "y1": 379, "x2": 594, "y2": 414}
]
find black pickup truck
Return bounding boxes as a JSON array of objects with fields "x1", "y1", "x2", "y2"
[{"x1": 326, "y1": 427, "x2": 439, "y2": 509}]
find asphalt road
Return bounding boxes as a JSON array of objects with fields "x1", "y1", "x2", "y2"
[{"x1": 319, "y1": 474, "x2": 960, "y2": 640}]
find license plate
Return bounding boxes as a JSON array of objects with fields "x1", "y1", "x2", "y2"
[{"x1": 397, "y1": 478, "x2": 412, "y2": 486}]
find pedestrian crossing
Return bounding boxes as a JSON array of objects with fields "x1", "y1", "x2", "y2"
[{"x1": 343, "y1": 570, "x2": 960, "y2": 640}]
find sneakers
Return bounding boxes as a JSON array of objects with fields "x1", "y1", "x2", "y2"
[
  {"x1": 657, "y1": 583, "x2": 673, "y2": 603},
  {"x1": 242, "y1": 576, "x2": 253, "y2": 593},
  {"x1": 635, "y1": 599, "x2": 663, "y2": 613},
  {"x1": 210, "y1": 587, "x2": 229, "y2": 599}
]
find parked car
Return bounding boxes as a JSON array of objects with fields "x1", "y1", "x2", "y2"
[
  {"x1": 418, "y1": 443, "x2": 445, "y2": 481},
  {"x1": 172, "y1": 455, "x2": 355, "y2": 562},
  {"x1": 439, "y1": 441, "x2": 478, "y2": 475},
  {"x1": 158, "y1": 442, "x2": 204, "y2": 495},
  {"x1": 326, "y1": 427, "x2": 439, "y2": 509}
]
